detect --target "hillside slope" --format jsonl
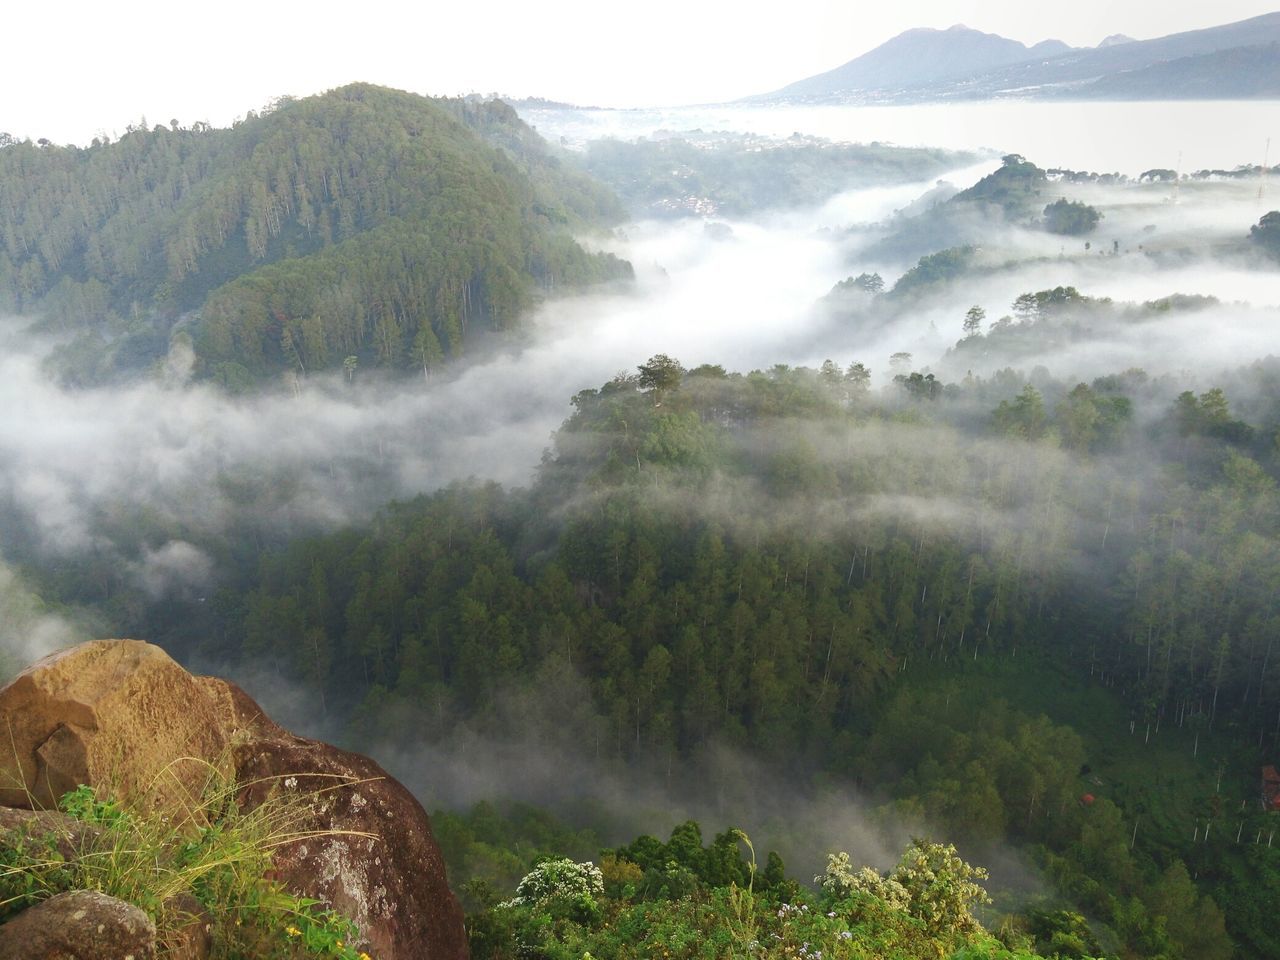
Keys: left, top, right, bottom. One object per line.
{"left": 1072, "top": 42, "right": 1280, "bottom": 99}
{"left": 976, "top": 12, "right": 1280, "bottom": 99}
{"left": 0, "top": 84, "right": 631, "bottom": 386}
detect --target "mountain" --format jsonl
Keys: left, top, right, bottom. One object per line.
{"left": 970, "top": 11, "right": 1280, "bottom": 98}
{"left": 0, "top": 84, "right": 631, "bottom": 387}
{"left": 760, "top": 12, "right": 1280, "bottom": 102}
{"left": 768, "top": 24, "right": 1075, "bottom": 99}
{"left": 1030, "top": 39, "right": 1074, "bottom": 57}
{"left": 1071, "top": 42, "right": 1280, "bottom": 99}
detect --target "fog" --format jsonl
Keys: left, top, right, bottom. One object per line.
{"left": 362, "top": 657, "right": 1050, "bottom": 897}
{"left": 1, "top": 101, "right": 1277, "bottom": 890}
{"left": 371, "top": 657, "right": 907, "bottom": 871}
{"left": 0, "top": 113, "right": 1274, "bottom": 665}
{"left": 525, "top": 100, "right": 1278, "bottom": 174}
{"left": 0, "top": 158, "right": 995, "bottom": 569}
{"left": 0, "top": 561, "right": 83, "bottom": 678}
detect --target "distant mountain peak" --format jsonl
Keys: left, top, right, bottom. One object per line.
{"left": 767, "top": 25, "right": 1052, "bottom": 99}
{"left": 1030, "top": 39, "right": 1074, "bottom": 56}
{"left": 757, "top": 12, "right": 1280, "bottom": 104}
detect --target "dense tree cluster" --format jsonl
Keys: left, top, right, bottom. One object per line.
{"left": 1042, "top": 198, "right": 1103, "bottom": 236}
{"left": 951, "top": 154, "right": 1048, "bottom": 218}
{"left": 943, "top": 287, "right": 1226, "bottom": 375}
{"left": 3, "top": 348, "right": 1276, "bottom": 956}
{"left": 0, "top": 85, "right": 631, "bottom": 384}
{"left": 214, "top": 355, "right": 1279, "bottom": 773}
{"left": 579, "top": 133, "right": 970, "bottom": 218}
{"left": 1250, "top": 211, "right": 1280, "bottom": 257}
{"left": 889, "top": 247, "right": 977, "bottom": 298}
{"left": 870, "top": 155, "right": 1110, "bottom": 261}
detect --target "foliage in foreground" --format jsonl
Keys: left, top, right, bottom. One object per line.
{"left": 0, "top": 783, "right": 370, "bottom": 959}
{"left": 468, "top": 835, "right": 1059, "bottom": 960}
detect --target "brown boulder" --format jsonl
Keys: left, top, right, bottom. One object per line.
{"left": 0, "top": 641, "right": 468, "bottom": 960}
{"left": 0, "top": 640, "right": 232, "bottom": 814}
{"left": 0, "top": 889, "right": 156, "bottom": 960}
{"left": 226, "top": 681, "right": 468, "bottom": 960}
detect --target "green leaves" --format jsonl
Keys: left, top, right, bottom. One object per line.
{"left": 1042, "top": 199, "right": 1102, "bottom": 236}
{"left": 58, "top": 784, "right": 126, "bottom": 826}
{"left": 0, "top": 784, "right": 371, "bottom": 959}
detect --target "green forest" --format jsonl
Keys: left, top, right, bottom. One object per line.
{"left": 579, "top": 133, "right": 972, "bottom": 217}
{"left": 0, "top": 85, "right": 629, "bottom": 386}
{"left": 3, "top": 85, "right": 1280, "bottom": 960}
{"left": 36, "top": 348, "right": 1267, "bottom": 959}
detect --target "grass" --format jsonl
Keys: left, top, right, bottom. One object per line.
{"left": 0, "top": 758, "right": 378, "bottom": 959}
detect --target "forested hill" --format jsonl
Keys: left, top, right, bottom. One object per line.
{"left": 0, "top": 84, "right": 632, "bottom": 387}
{"left": 223, "top": 354, "right": 1280, "bottom": 764}
{"left": 140, "top": 351, "right": 1277, "bottom": 958}
{"left": 9, "top": 339, "right": 1278, "bottom": 954}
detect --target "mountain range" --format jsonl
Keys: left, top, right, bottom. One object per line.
{"left": 758, "top": 12, "right": 1280, "bottom": 102}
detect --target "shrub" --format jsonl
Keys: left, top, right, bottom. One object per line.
{"left": 501, "top": 857, "right": 604, "bottom": 923}
{"left": 0, "top": 777, "right": 372, "bottom": 959}
{"left": 817, "top": 839, "right": 992, "bottom": 936}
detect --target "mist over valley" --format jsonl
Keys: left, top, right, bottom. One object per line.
{"left": 2, "top": 20, "right": 1280, "bottom": 959}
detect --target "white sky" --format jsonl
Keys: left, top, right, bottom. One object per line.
{"left": 5, "top": 1, "right": 1279, "bottom": 144}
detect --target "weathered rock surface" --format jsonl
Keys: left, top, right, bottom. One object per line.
{"left": 0, "top": 806, "right": 101, "bottom": 859}
{"left": 161, "top": 893, "right": 212, "bottom": 960}
{"left": 0, "top": 639, "right": 233, "bottom": 814}
{"left": 225, "top": 681, "right": 469, "bottom": 960}
{"left": 0, "top": 889, "right": 156, "bottom": 960}
{"left": 0, "top": 640, "right": 468, "bottom": 960}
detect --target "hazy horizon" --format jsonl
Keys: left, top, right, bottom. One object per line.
{"left": 6, "top": 2, "right": 1280, "bottom": 145}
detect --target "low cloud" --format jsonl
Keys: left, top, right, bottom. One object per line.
{"left": 0, "top": 561, "right": 83, "bottom": 680}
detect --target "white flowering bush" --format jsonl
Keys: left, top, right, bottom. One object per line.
{"left": 893, "top": 839, "right": 991, "bottom": 934}
{"left": 816, "top": 840, "right": 991, "bottom": 936}
{"left": 501, "top": 857, "right": 604, "bottom": 917}
{"left": 816, "top": 852, "right": 911, "bottom": 911}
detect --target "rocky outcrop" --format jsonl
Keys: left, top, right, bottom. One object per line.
{"left": 0, "top": 640, "right": 233, "bottom": 814}
{"left": 224, "top": 682, "right": 470, "bottom": 960}
{"left": 0, "top": 889, "right": 156, "bottom": 960}
{"left": 0, "top": 640, "right": 468, "bottom": 960}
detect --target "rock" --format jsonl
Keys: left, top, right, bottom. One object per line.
{"left": 160, "top": 894, "right": 211, "bottom": 960}
{"left": 0, "top": 889, "right": 156, "bottom": 960}
{"left": 226, "top": 681, "right": 469, "bottom": 960}
{"left": 0, "top": 641, "right": 468, "bottom": 960}
{"left": 0, "top": 640, "right": 233, "bottom": 814}
{"left": 0, "top": 806, "right": 101, "bottom": 859}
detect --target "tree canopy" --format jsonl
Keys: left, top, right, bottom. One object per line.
{"left": 0, "top": 85, "right": 632, "bottom": 385}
